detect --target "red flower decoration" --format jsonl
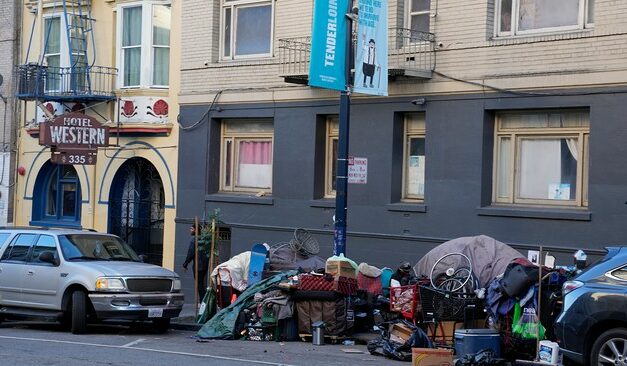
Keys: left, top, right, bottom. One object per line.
{"left": 121, "top": 100, "right": 137, "bottom": 118}
{"left": 152, "top": 99, "right": 168, "bottom": 117}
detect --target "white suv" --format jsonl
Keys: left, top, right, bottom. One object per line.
{"left": 0, "top": 228, "right": 184, "bottom": 334}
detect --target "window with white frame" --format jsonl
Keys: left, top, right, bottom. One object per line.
{"left": 118, "top": 2, "right": 171, "bottom": 88}
{"left": 220, "top": 119, "right": 274, "bottom": 193}
{"left": 221, "top": 0, "right": 274, "bottom": 59}
{"left": 493, "top": 110, "right": 589, "bottom": 207}
{"left": 407, "top": 0, "right": 431, "bottom": 34}
{"left": 325, "top": 116, "right": 339, "bottom": 197}
{"left": 43, "top": 16, "right": 62, "bottom": 91}
{"left": 496, "top": 0, "right": 594, "bottom": 36}
{"left": 402, "top": 113, "right": 426, "bottom": 201}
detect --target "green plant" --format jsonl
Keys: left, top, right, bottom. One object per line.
{"left": 198, "top": 209, "right": 223, "bottom": 257}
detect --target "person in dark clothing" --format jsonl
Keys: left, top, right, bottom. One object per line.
{"left": 391, "top": 262, "right": 417, "bottom": 286}
{"left": 182, "top": 225, "right": 210, "bottom": 301}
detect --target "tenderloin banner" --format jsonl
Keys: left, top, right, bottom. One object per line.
{"left": 39, "top": 112, "right": 110, "bottom": 165}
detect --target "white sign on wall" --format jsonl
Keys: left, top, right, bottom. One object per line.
{"left": 348, "top": 157, "right": 368, "bottom": 184}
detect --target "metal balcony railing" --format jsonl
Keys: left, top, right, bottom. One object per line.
{"left": 15, "top": 64, "right": 117, "bottom": 102}
{"left": 388, "top": 28, "right": 435, "bottom": 78}
{"left": 278, "top": 28, "right": 435, "bottom": 83}
{"left": 278, "top": 36, "right": 311, "bottom": 84}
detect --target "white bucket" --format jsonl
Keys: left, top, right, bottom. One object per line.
{"left": 538, "top": 340, "right": 560, "bottom": 365}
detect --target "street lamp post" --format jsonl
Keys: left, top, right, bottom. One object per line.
{"left": 333, "top": 2, "right": 355, "bottom": 257}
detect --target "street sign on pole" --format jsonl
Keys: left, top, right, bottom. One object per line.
{"left": 347, "top": 157, "right": 368, "bottom": 184}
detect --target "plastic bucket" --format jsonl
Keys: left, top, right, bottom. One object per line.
{"left": 454, "top": 329, "right": 501, "bottom": 357}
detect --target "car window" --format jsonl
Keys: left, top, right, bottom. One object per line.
{"left": 0, "top": 234, "right": 37, "bottom": 262}
{"left": 611, "top": 266, "right": 627, "bottom": 281}
{"left": 59, "top": 234, "right": 140, "bottom": 262}
{"left": 30, "top": 235, "right": 59, "bottom": 264}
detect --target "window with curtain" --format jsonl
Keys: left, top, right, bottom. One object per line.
{"left": 325, "top": 116, "right": 339, "bottom": 197}
{"left": 222, "top": 0, "right": 274, "bottom": 59}
{"left": 221, "top": 119, "right": 274, "bottom": 193}
{"left": 403, "top": 113, "right": 426, "bottom": 200}
{"left": 122, "top": 6, "right": 142, "bottom": 86}
{"left": 152, "top": 4, "right": 170, "bottom": 86}
{"left": 496, "top": 0, "right": 594, "bottom": 36}
{"left": 44, "top": 17, "right": 61, "bottom": 91}
{"left": 119, "top": 2, "right": 171, "bottom": 88}
{"left": 493, "top": 110, "right": 589, "bottom": 207}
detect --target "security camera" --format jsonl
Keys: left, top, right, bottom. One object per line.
{"left": 203, "top": 60, "right": 210, "bottom": 66}
{"left": 411, "top": 98, "right": 426, "bottom": 106}
{"left": 351, "top": 5, "right": 359, "bottom": 14}
{"left": 437, "top": 42, "right": 444, "bottom": 48}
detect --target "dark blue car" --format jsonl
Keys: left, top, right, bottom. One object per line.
{"left": 555, "top": 247, "right": 627, "bottom": 365}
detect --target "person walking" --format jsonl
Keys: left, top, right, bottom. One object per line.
{"left": 182, "top": 225, "right": 209, "bottom": 301}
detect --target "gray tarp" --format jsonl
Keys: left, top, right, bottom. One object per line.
{"left": 413, "top": 235, "right": 524, "bottom": 288}
{"left": 197, "top": 270, "right": 297, "bottom": 339}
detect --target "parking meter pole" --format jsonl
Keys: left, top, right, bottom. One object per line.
{"left": 194, "top": 216, "right": 199, "bottom": 315}
{"left": 333, "top": 1, "right": 354, "bottom": 257}
{"left": 334, "top": 92, "right": 350, "bottom": 257}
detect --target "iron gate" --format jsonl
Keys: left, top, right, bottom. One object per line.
{"left": 108, "top": 158, "right": 165, "bottom": 266}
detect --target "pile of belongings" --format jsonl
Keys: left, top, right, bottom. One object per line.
{"left": 485, "top": 259, "right": 568, "bottom": 359}
{"left": 414, "top": 235, "right": 525, "bottom": 289}
{"left": 367, "top": 320, "right": 433, "bottom": 361}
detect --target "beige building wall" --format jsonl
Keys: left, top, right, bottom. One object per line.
{"left": 180, "top": 0, "right": 627, "bottom": 103}
{"left": 15, "top": 0, "right": 181, "bottom": 270}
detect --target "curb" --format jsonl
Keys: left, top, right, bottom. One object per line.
{"left": 170, "top": 321, "right": 202, "bottom": 331}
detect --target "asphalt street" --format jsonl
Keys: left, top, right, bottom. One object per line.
{"left": 0, "top": 321, "right": 401, "bottom": 366}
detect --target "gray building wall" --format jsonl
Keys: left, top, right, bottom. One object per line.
{"left": 175, "top": 88, "right": 627, "bottom": 298}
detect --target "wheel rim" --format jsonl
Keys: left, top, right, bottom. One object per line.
{"left": 598, "top": 337, "right": 627, "bottom": 366}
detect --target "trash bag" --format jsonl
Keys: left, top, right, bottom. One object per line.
{"left": 367, "top": 321, "right": 432, "bottom": 361}
{"left": 196, "top": 287, "right": 217, "bottom": 324}
{"left": 455, "top": 349, "right": 506, "bottom": 366}
{"left": 512, "top": 298, "right": 545, "bottom": 340}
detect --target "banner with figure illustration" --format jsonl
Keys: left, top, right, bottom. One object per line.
{"left": 354, "top": 0, "right": 388, "bottom": 96}
{"left": 309, "top": 0, "right": 350, "bottom": 91}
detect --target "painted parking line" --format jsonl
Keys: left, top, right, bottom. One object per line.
{"left": 121, "top": 338, "right": 146, "bottom": 348}
{"left": 0, "top": 335, "right": 298, "bottom": 366}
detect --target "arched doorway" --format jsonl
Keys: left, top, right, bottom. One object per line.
{"left": 108, "top": 158, "right": 165, "bottom": 266}
{"left": 31, "top": 161, "right": 82, "bottom": 227}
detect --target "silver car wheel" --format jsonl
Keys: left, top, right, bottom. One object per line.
{"left": 598, "top": 337, "right": 627, "bottom": 366}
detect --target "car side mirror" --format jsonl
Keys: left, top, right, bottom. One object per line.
{"left": 39, "top": 251, "right": 59, "bottom": 266}
{"left": 138, "top": 254, "right": 148, "bottom": 263}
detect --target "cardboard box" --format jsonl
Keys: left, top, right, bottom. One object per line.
{"left": 325, "top": 260, "right": 357, "bottom": 279}
{"left": 412, "top": 348, "right": 454, "bottom": 366}
{"left": 389, "top": 323, "right": 413, "bottom": 344}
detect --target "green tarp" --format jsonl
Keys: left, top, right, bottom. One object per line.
{"left": 196, "top": 270, "right": 297, "bottom": 339}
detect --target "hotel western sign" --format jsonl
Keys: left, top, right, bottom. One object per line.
{"left": 39, "top": 113, "right": 109, "bottom": 165}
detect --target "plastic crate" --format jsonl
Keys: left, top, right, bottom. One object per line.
{"left": 390, "top": 284, "right": 418, "bottom": 319}
{"left": 261, "top": 306, "right": 277, "bottom": 325}
{"left": 418, "top": 286, "right": 483, "bottom": 322}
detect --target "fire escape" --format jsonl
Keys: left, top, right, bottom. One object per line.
{"left": 16, "top": 0, "right": 117, "bottom": 107}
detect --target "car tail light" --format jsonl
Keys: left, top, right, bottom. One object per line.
{"left": 562, "top": 280, "right": 583, "bottom": 295}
